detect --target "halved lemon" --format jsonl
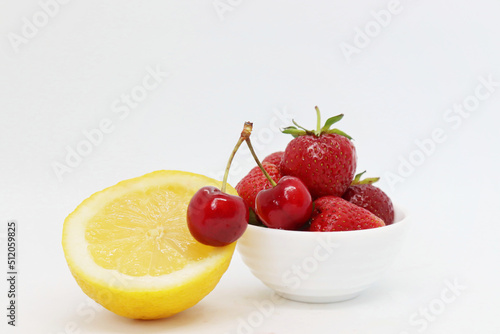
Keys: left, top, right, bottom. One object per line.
{"left": 62, "top": 170, "right": 237, "bottom": 319}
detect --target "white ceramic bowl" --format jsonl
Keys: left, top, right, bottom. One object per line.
{"left": 237, "top": 205, "right": 410, "bottom": 303}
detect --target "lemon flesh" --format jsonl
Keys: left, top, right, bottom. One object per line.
{"left": 62, "top": 170, "right": 237, "bottom": 319}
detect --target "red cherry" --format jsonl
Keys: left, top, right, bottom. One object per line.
{"left": 187, "top": 122, "right": 254, "bottom": 247}
{"left": 255, "top": 176, "right": 313, "bottom": 230}
{"left": 187, "top": 186, "right": 249, "bottom": 247}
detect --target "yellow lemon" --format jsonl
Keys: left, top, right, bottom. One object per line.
{"left": 62, "top": 170, "right": 237, "bottom": 319}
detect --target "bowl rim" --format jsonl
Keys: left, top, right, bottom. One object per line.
{"left": 243, "top": 203, "right": 409, "bottom": 236}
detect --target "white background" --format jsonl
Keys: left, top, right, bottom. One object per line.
{"left": 1, "top": 0, "right": 500, "bottom": 333}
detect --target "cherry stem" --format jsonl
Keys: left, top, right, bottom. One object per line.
{"left": 244, "top": 137, "right": 277, "bottom": 187}
{"left": 221, "top": 122, "right": 253, "bottom": 193}
{"left": 315, "top": 106, "right": 321, "bottom": 134}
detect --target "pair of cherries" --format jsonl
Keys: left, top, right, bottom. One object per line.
{"left": 187, "top": 123, "right": 312, "bottom": 247}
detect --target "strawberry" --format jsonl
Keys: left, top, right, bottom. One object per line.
{"left": 309, "top": 196, "right": 385, "bottom": 231}
{"left": 262, "top": 151, "right": 284, "bottom": 166}
{"left": 342, "top": 171, "right": 395, "bottom": 225}
{"left": 235, "top": 162, "right": 282, "bottom": 211}
{"left": 280, "top": 107, "right": 357, "bottom": 198}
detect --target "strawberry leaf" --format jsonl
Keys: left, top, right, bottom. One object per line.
{"left": 320, "top": 114, "right": 344, "bottom": 132}
{"left": 351, "top": 171, "right": 380, "bottom": 185}
{"left": 248, "top": 208, "right": 267, "bottom": 227}
{"left": 357, "top": 177, "right": 380, "bottom": 185}
{"left": 353, "top": 171, "right": 366, "bottom": 183}
{"left": 292, "top": 119, "right": 309, "bottom": 132}
{"left": 325, "top": 128, "right": 352, "bottom": 140}
{"left": 281, "top": 126, "right": 306, "bottom": 138}
{"left": 281, "top": 107, "right": 352, "bottom": 139}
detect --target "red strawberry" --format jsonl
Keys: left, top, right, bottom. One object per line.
{"left": 262, "top": 151, "right": 284, "bottom": 166}
{"left": 342, "top": 172, "right": 395, "bottom": 225}
{"left": 280, "top": 107, "right": 357, "bottom": 198}
{"left": 309, "top": 196, "right": 385, "bottom": 232}
{"left": 235, "top": 162, "right": 282, "bottom": 211}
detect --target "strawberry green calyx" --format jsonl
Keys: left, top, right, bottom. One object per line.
{"left": 221, "top": 122, "right": 253, "bottom": 193}
{"left": 351, "top": 171, "right": 380, "bottom": 185}
{"left": 281, "top": 106, "right": 353, "bottom": 139}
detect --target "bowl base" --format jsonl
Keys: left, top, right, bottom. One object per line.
{"left": 275, "top": 291, "right": 360, "bottom": 304}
